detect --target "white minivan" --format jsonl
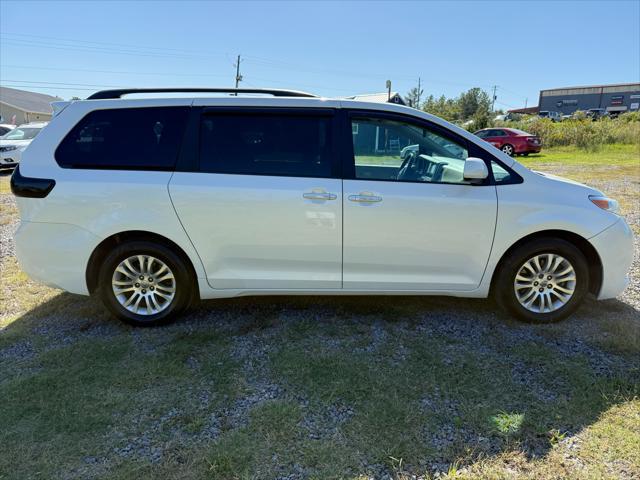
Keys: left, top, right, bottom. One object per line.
{"left": 11, "top": 88, "right": 633, "bottom": 326}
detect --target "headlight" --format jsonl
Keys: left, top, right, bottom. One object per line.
{"left": 0, "top": 145, "right": 17, "bottom": 152}
{"left": 589, "top": 195, "right": 619, "bottom": 214}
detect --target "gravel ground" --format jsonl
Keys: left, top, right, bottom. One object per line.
{"left": 1, "top": 167, "right": 638, "bottom": 479}
{"left": 0, "top": 184, "right": 18, "bottom": 259}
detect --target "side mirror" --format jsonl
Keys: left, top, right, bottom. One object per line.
{"left": 463, "top": 157, "right": 489, "bottom": 181}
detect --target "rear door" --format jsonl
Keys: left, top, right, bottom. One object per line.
{"left": 485, "top": 129, "right": 507, "bottom": 149}
{"left": 169, "top": 105, "right": 342, "bottom": 290}
{"left": 342, "top": 111, "right": 497, "bottom": 291}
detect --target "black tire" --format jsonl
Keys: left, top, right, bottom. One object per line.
{"left": 97, "top": 241, "right": 193, "bottom": 326}
{"left": 493, "top": 238, "right": 589, "bottom": 323}
{"left": 501, "top": 144, "right": 515, "bottom": 156}
{"left": 521, "top": 153, "right": 529, "bottom": 157}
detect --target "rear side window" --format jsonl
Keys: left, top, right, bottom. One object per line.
{"left": 199, "top": 113, "right": 333, "bottom": 178}
{"left": 56, "top": 107, "right": 189, "bottom": 170}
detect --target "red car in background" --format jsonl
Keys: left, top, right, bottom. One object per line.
{"left": 474, "top": 128, "right": 542, "bottom": 156}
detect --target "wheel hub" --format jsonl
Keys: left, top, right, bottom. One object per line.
{"left": 111, "top": 255, "right": 176, "bottom": 316}
{"left": 513, "top": 253, "right": 576, "bottom": 314}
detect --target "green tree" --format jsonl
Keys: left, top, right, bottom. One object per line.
{"left": 404, "top": 86, "right": 424, "bottom": 109}
{"left": 422, "top": 87, "right": 493, "bottom": 125}
{"left": 458, "top": 87, "right": 492, "bottom": 120}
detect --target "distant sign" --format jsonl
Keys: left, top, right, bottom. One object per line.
{"left": 610, "top": 95, "right": 624, "bottom": 105}
{"left": 556, "top": 99, "right": 578, "bottom": 107}
{"left": 631, "top": 102, "right": 639, "bottom": 111}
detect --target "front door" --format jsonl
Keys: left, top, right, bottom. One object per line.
{"left": 343, "top": 113, "right": 497, "bottom": 291}
{"left": 170, "top": 108, "right": 342, "bottom": 290}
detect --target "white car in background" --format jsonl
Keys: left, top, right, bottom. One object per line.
{"left": 0, "top": 122, "right": 48, "bottom": 169}
{"left": 0, "top": 124, "right": 16, "bottom": 137}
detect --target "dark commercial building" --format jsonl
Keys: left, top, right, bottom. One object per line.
{"left": 538, "top": 83, "right": 640, "bottom": 115}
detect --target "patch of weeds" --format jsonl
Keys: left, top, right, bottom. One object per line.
{"left": 491, "top": 411, "right": 525, "bottom": 437}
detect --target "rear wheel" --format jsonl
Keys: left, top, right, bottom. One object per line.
{"left": 494, "top": 238, "right": 589, "bottom": 323}
{"left": 501, "top": 144, "right": 515, "bottom": 156}
{"left": 98, "top": 241, "right": 192, "bottom": 326}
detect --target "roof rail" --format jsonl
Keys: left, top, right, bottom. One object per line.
{"left": 86, "top": 87, "right": 318, "bottom": 100}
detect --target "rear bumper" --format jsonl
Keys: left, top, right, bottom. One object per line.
{"left": 589, "top": 218, "right": 634, "bottom": 299}
{"left": 14, "top": 221, "right": 100, "bottom": 295}
{"left": 516, "top": 144, "right": 542, "bottom": 154}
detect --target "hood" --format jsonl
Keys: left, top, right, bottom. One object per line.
{"left": 534, "top": 170, "right": 603, "bottom": 195}
{"left": 0, "top": 139, "right": 32, "bottom": 148}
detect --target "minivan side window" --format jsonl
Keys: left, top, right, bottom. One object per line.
{"left": 199, "top": 113, "right": 333, "bottom": 178}
{"left": 56, "top": 107, "right": 189, "bottom": 170}
{"left": 350, "top": 117, "right": 471, "bottom": 184}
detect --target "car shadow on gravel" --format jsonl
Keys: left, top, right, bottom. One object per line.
{"left": 1, "top": 291, "right": 638, "bottom": 477}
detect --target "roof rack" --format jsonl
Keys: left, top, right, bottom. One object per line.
{"left": 87, "top": 87, "right": 318, "bottom": 100}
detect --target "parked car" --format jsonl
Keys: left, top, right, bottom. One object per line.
{"left": 0, "top": 124, "right": 16, "bottom": 137}
{"left": 586, "top": 108, "right": 610, "bottom": 120}
{"left": 474, "top": 128, "right": 542, "bottom": 156}
{"left": 11, "top": 87, "right": 633, "bottom": 326}
{"left": 538, "top": 111, "right": 562, "bottom": 122}
{"left": 0, "top": 122, "right": 47, "bottom": 169}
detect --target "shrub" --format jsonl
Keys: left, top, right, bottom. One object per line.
{"left": 493, "top": 115, "right": 640, "bottom": 150}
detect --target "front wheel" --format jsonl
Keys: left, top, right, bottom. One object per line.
{"left": 493, "top": 238, "right": 589, "bottom": 323}
{"left": 98, "top": 241, "right": 192, "bottom": 326}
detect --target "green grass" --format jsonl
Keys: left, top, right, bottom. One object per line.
{"left": 0, "top": 144, "right": 638, "bottom": 479}
{"left": 518, "top": 143, "right": 640, "bottom": 167}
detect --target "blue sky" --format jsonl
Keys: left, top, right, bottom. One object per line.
{"left": 1, "top": 0, "right": 639, "bottom": 109}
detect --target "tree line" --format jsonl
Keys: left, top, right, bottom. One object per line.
{"left": 405, "top": 87, "right": 494, "bottom": 129}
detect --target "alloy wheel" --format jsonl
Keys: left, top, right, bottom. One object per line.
{"left": 111, "top": 255, "right": 176, "bottom": 315}
{"left": 513, "top": 253, "right": 576, "bottom": 314}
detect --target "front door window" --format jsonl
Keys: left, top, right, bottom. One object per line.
{"left": 351, "top": 117, "right": 470, "bottom": 184}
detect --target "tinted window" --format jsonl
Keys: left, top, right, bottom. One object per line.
{"left": 199, "top": 113, "right": 333, "bottom": 177}
{"left": 56, "top": 107, "right": 189, "bottom": 169}
{"left": 351, "top": 117, "right": 471, "bottom": 184}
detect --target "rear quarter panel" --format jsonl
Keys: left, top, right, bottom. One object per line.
{"left": 15, "top": 98, "right": 207, "bottom": 283}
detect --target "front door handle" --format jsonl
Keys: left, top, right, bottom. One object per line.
{"left": 348, "top": 193, "right": 383, "bottom": 203}
{"left": 303, "top": 191, "right": 337, "bottom": 201}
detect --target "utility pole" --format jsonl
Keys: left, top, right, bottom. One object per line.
{"left": 491, "top": 85, "right": 497, "bottom": 111}
{"left": 524, "top": 97, "right": 528, "bottom": 109}
{"left": 386, "top": 80, "right": 391, "bottom": 101}
{"left": 417, "top": 77, "right": 422, "bottom": 108}
{"left": 234, "top": 55, "right": 243, "bottom": 95}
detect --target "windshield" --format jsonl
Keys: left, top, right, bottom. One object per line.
{"left": 539, "top": 111, "right": 549, "bottom": 117}
{"left": 2, "top": 127, "right": 42, "bottom": 140}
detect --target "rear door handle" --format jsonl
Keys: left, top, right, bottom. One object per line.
{"left": 303, "top": 192, "right": 337, "bottom": 201}
{"left": 348, "top": 193, "right": 383, "bottom": 203}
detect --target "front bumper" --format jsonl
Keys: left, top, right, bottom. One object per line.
{"left": 589, "top": 217, "right": 635, "bottom": 299}
{"left": 0, "top": 149, "right": 22, "bottom": 167}
{"left": 14, "top": 221, "right": 101, "bottom": 295}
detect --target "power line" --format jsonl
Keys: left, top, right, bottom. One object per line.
{"left": 2, "top": 79, "right": 126, "bottom": 88}
{"left": 0, "top": 64, "right": 230, "bottom": 78}
{"left": 0, "top": 32, "right": 216, "bottom": 56}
